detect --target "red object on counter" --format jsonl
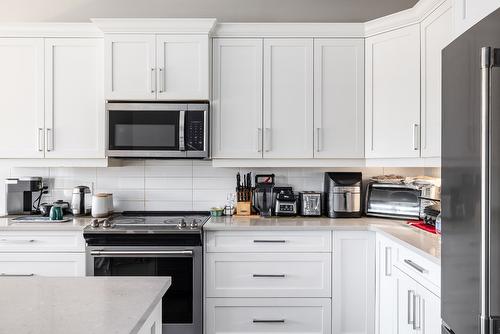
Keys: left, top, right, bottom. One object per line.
{"left": 407, "top": 220, "right": 437, "bottom": 234}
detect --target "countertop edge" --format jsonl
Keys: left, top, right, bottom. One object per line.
{"left": 130, "top": 277, "right": 171, "bottom": 334}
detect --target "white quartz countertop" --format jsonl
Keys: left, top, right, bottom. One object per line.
{"left": 204, "top": 216, "right": 441, "bottom": 264}
{"left": 0, "top": 276, "right": 170, "bottom": 334}
{"left": 0, "top": 216, "right": 95, "bottom": 231}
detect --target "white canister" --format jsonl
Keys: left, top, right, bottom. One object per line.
{"left": 106, "top": 193, "right": 114, "bottom": 214}
{"left": 92, "top": 193, "right": 109, "bottom": 218}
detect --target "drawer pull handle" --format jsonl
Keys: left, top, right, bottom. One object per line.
{"left": 253, "top": 319, "right": 285, "bottom": 324}
{"left": 252, "top": 274, "right": 286, "bottom": 278}
{"left": 0, "top": 239, "right": 36, "bottom": 243}
{"left": 1, "top": 273, "right": 35, "bottom": 277}
{"left": 404, "top": 259, "right": 428, "bottom": 274}
{"left": 253, "top": 240, "right": 286, "bottom": 243}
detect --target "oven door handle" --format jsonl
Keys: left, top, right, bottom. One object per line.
{"left": 90, "top": 250, "right": 193, "bottom": 257}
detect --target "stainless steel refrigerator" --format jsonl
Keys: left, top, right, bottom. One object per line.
{"left": 442, "top": 8, "right": 500, "bottom": 334}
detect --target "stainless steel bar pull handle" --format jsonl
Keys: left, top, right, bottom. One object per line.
{"left": 253, "top": 240, "right": 286, "bottom": 243}
{"left": 316, "top": 128, "right": 321, "bottom": 152}
{"left": 179, "top": 110, "right": 185, "bottom": 151}
{"left": 37, "top": 128, "right": 44, "bottom": 152}
{"left": 151, "top": 67, "right": 156, "bottom": 93}
{"left": 408, "top": 290, "right": 415, "bottom": 325}
{"left": 252, "top": 274, "right": 286, "bottom": 278}
{"left": 412, "top": 123, "right": 420, "bottom": 150}
{"left": 257, "top": 128, "right": 262, "bottom": 153}
{"left": 90, "top": 250, "right": 193, "bottom": 256}
{"left": 265, "top": 128, "right": 271, "bottom": 152}
{"left": 0, "top": 273, "right": 34, "bottom": 277}
{"left": 46, "top": 128, "right": 53, "bottom": 151}
{"left": 404, "top": 259, "right": 428, "bottom": 274}
{"left": 413, "top": 294, "right": 421, "bottom": 330}
{"left": 0, "top": 239, "right": 35, "bottom": 243}
{"left": 253, "top": 319, "right": 285, "bottom": 324}
{"left": 480, "top": 46, "right": 500, "bottom": 334}
{"left": 385, "top": 246, "right": 392, "bottom": 276}
{"left": 159, "top": 67, "right": 164, "bottom": 93}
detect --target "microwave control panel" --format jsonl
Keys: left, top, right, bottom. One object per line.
{"left": 185, "top": 110, "right": 205, "bottom": 151}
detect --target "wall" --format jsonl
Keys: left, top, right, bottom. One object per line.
{"left": 0, "top": 0, "right": 418, "bottom": 22}
{"left": 0, "top": 160, "right": 435, "bottom": 215}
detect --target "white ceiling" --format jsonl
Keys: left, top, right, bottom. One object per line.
{"left": 0, "top": 0, "right": 419, "bottom": 23}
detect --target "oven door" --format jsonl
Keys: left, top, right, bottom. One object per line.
{"left": 86, "top": 246, "right": 202, "bottom": 334}
{"left": 107, "top": 102, "right": 187, "bottom": 158}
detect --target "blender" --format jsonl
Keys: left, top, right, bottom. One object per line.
{"left": 253, "top": 174, "right": 275, "bottom": 217}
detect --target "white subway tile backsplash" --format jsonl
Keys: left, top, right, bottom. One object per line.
{"left": 0, "top": 162, "right": 435, "bottom": 215}
{"left": 145, "top": 189, "right": 192, "bottom": 202}
{"left": 145, "top": 178, "right": 192, "bottom": 189}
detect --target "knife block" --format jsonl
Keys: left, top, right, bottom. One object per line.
{"left": 236, "top": 201, "right": 252, "bottom": 216}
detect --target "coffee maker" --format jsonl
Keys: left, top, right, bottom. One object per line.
{"left": 5, "top": 177, "right": 45, "bottom": 215}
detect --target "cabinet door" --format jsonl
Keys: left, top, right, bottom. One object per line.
{"left": 365, "top": 24, "right": 421, "bottom": 158}
{"left": 416, "top": 285, "right": 441, "bottom": 334}
{"left": 0, "top": 252, "right": 85, "bottom": 277}
{"left": 0, "top": 38, "right": 44, "bottom": 158}
{"left": 314, "top": 39, "right": 364, "bottom": 158}
{"left": 377, "top": 236, "right": 397, "bottom": 334}
{"left": 263, "top": 39, "right": 313, "bottom": 158}
{"left": 104, "top": 34, "right": 156, "bottom": 100}
{"left": 212, "top": 38, "right": 263, "bottom": 158}
{"left": 156, "top": 35, "right": 209, "bottom": 100}
{"left": 395, "top": 268, "right": 417, "bottom": 334}
{"left": 420, "top": 1, "right": 453, "bottom": 158}
{"left": 44, "top": 38, "right": 105, "bottom": 158}
{"left": 332, "top": 231, "right": 375, "bottom": 334}
{"left": 454, "top": 0, "right": 500, "bottom": 37}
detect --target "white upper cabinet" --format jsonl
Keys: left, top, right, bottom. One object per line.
{"left": 314, "top": 39, "right": 364, "bottom": 158}
{"left": 104, "top": 34, "right": 156, "bottom": 100}
{"left": 365, "top": 24, "right": 421, "bottom": 159}
{"left": 421, "top": 1, "right": 453, "bottom": 158}
{"left": 453, "top": 0, "right": 500, "bottom": 37}
{"left": 156, "top": 35, "right": 209, "bottom": 100}
{"left": 212, "top": 38, "right": 263, "bottom": 158}
{"left": 44, "top": 38, "right": 105, "bottom": 159}
{"left": 263, "top": 38, "right": 314, "bottom": 159}
{"left": 0, "top": 38, "right": 44, "bottom": 158}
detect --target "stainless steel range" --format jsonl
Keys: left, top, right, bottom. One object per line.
{"left": 84, "top": 211, "right": 209, "bottom": 334}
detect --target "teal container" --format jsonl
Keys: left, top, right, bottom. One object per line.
{"left": 49, "top": 206, "right": 63, "bottom": 221}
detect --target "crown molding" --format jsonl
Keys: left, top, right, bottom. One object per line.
{"left": 91, "top": 18, "right": 217, "bottom": 34}
{"left": 364, "top": 0, "right": 447, "bottom": 37}
{"left": 212, "top": 22, "right": 365, "bottom": 38}
{"left": 0, "top": 23, "right": 102, "bottom": 37}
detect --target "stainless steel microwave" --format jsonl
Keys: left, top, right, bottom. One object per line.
{"left": 106, "top": 102, "right": 209, "bottom": 158}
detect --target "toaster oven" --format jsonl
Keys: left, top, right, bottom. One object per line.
{"left": 365, "top": 183, "right": 421, "bottom": 220}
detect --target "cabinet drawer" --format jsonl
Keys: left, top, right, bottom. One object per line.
{"left": 0, "top": 231, "right": 85, "bottom": 252}
{"left": 206, "top": 253, "right": 331, "bottom": 297}
{"left": 205, "top": 231, "right": 331, "bottom": 253}
{"left": 205, "top": 298, "right": 331, "bottom": 334}
{"left": 0, "top": 252, "right": 85, "bottom": 277}
{"left": 395, "top": 244, "right": 440, "bottom": 293}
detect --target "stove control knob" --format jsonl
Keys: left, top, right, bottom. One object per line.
{"left": 178, "top": 219, "right": 187, "bottom": 229}
{"left": 190, "top": 221, "right": 198, "bottom": 228}
{"left": 101, "top": 219, "right": 113, "bottom": 229}
{"left": 90, "top": 219, "right": 100, "bottom": 228}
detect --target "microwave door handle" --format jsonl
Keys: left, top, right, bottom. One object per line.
{"left": 179, "top": 110, "right": 185, "bottom": 151}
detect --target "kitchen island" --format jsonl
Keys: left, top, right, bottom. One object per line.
{"left": 0, "top": 276, "right": 170, "bottom": 334}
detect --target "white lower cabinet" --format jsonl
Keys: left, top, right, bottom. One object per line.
{"left": 376, "top": 235, "right": 397, "bottom": 334}
{"left": 332, "top": 231, "right": 376, "bottom": 334}
{"left": 395, "top": 267, "right": 440, "bottom": 334}
{"left": 205, "top": 298, "right": 331, "bottom": 334}
{"left": 205, "top": 252, "right": 331, "bottom": 298}
{"left": 0, "top": 252, "right": 85, "bottom": 277}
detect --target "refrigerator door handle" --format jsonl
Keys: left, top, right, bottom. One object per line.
{"left": 479, "top": 46, "right": 500, "bottom": 334}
